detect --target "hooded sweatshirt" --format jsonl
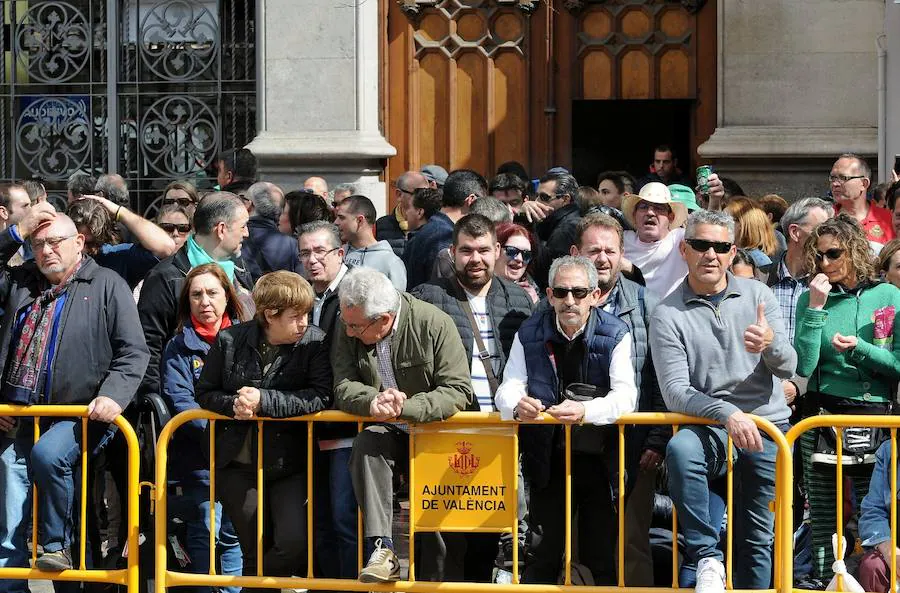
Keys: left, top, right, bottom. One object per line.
{"left": 344, "top": 240, "right": 408, "bottom": 291}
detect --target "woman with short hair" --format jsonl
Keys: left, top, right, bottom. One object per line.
{"left": 196, "top": 271, "right": 332, "bottom": 590}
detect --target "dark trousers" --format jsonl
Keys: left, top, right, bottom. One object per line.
{"left": 216, "top": 466, "right": 307, "bottom": 593}
{"left": 524, "top": 451, "right": 616, "bottom": 585}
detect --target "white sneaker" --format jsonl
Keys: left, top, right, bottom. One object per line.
{"left": 695, "top": 557, "right": 726, "bottom": 593}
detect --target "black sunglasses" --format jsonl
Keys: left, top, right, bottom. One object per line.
{"left": 551, "top": 286, "right": 592, "bottom": 300}
{"left": 161, "top": 197, "right": 195, "bottom": 208}
{"left": 815, "top": 248, "right": 845, "bottom": 262}
{"left": 159, "top": 222, "right": 191, "bottom": 234}
{"left": 685, "top": 239, "right": 733, "bottom": 254}
{"left": 503, "top": 245, "right": 532, "bottom": 264}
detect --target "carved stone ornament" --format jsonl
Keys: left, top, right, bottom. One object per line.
{"left": 399, "top": 0, "right": 540, "bottom": 20}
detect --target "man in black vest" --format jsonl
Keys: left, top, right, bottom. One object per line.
{"left": 411, "top": 214, "right": 533, "bottom": 581}
{"left": 495, "top": 255, "right": 637, "bottom": 584}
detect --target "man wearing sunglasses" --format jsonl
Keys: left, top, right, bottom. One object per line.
{"left": 496, "top": 255, "right": 636, "bottom": 585}
{"left": 830, "top": 153, "right": 893, "bottom": 244}
{"left": 649, "top": 210, "right": 796, "bottom": 593}
{"left": 571, "top": 212, "right": 669, "bottom": 586}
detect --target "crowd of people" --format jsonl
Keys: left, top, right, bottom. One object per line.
{"left": 0, "top": 145, "right": 899, "bottom": 593}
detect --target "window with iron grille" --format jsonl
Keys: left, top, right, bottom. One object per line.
{"left": 0, "top": 0, "right": 256, "bottom": 215}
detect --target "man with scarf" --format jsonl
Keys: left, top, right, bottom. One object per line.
{"left": 495, "top": 255, "right": 637, "bottom": 585}
{"left": 0, "top": 207, "right": 149, "bottom": 576}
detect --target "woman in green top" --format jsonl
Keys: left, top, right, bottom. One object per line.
{"left": 794, "top": 215, "right": 900, "bottom": 583}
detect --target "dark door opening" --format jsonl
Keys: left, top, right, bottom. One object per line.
{"left": 572, "top": 100, "right": 694, "bottom": 190}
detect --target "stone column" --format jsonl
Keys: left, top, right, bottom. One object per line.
{"left": 698, "top": 0, "right": 882, "bottom": 199}
{"left": 246, "top": 0, "right": 396, "bottom": 215}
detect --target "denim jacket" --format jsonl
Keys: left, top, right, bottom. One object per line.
{"left": 860, "top": 441, "right": 899, "bottom": 547}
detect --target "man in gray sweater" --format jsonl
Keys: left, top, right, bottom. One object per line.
{"left": 649, "top": 210, "right": 796, "bottom": 593}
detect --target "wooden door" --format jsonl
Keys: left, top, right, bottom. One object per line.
{"left": 383, "top": 0, "right": 716, "bottom": 200}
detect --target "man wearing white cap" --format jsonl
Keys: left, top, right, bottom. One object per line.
{"left": 622, "top": 182, "right": 690, "bottom": 297}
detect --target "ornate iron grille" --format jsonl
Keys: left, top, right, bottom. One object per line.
{"left": 0, "top": 0, "right": 256, "bottom": 215}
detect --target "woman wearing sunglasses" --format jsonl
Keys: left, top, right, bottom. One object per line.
{"left": 156, "top": 203, "right": 192, "bottom": 250}
{"left": 794, "top": 214, "right": 900, "bottom": 585}
{"left": 496, "top": 222, "right": 540, "bottom": 303}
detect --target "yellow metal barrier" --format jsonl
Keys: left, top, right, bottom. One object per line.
{"left": 787, "top": 415, "right": 900, "bottom": 593}
{"left": 0, "top": 404, "right": 140, "bottom": 591}
{"left": 155, "top": 409, "right": 794, "bottom": 593}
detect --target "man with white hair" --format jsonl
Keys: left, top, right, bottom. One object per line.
{"left": 332, "top": 267, "right": 473, "bottom": 583}
{"left": 242, "top": 181, "right": 299, "bottom": 282}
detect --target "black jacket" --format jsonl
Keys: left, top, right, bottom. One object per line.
{"left": 196, "top": 321, "right": 332, "bottom": 477}
{"left": 0, "top": 230, "right": 149, "bottom": 409}
{"left": 243, "top": 217, "right": 301, "bottom": 283}
{"left": 137, "top": 243, "right": 254, "bottom": 396}
{"left": 375, "top": 211, "right": 406, "bottom": 258}
{"left": 410, "top": 276, "right": 534, "bottom": 407}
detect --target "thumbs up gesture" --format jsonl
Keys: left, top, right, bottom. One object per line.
{"left": 744, "top": 302, "right": 775, "bottom": 354}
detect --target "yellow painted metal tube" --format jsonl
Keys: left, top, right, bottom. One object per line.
{"left": 357, "top": 419, "right": 364, "bottom": 572}
{"left": 256, "top": 419, "right": 264, "bottom": 577}
{"left": 408, "top": 429, "right": 415, "bottom": 582}
{"left": 726, "top": 434, "right": 733, "bottom": 590}
{"left": 307, "top": 420, "right": 314, "bottom": 578}
{"left": 208, "top": 419, "right": 216, "bottom": 575}
{"left": 564, "top": 424, "right": 572, "bottom": 585}
{"left": 617, "top": 423, "right": 625, "bottom": 588}
{"left": 32, "top": 419, "right": 40, "bottom": 567}
{"left": 512, "top": 423, "right": 519, "bottom": 584}
{"left": 671, "top": 424, "right": 679, "bottom": 589}
{"left": 891, "top": 429, "right": 897, "bottom": 593}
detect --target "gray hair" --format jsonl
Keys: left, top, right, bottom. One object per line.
{"left": 470, "top": 196, "right": 513, "bottom": 224}
{"left": 332, "top": 183, "right": 357, "bottom": 196}
{"left": 246, "top": 181, "right": 282, "bottom": 221}
{"left": 837, "top": 153, "right": 872, "bottom": 179}
{"left": 95, "top": 174, "right": 129, "bottom": 206}
{"left": 297, "top": 221, "right": 341, "bottom": 249}
{"left": 338, "top": 267, "right": 401, "bottom": 319}
{"left": 548, "top": 255, "right": 599, "bottom": 290}
{"left": 685, "top": 209, "right": 735, "bottom": 242}
{"left": 780, "top": 197, "right": 834, "bottom": 240}
{"left": 192, "top": 191, "right": 245, "bottom": 235}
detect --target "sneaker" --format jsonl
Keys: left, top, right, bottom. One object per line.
{"left": 695, "top": 557, "right": 725, "bottom": 593}
{"left": 35, "top": 549, "right": 73, "bottom": 571}
{"left": 359, "top": 538, "right": 400, "bottom": 583}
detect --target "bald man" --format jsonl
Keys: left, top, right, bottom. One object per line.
{"left": 375, "top": 171, "right": 430, "bottom": 258}
{"left": 0, "top": 206, "right": 148, "bottom": 572}
{"left": 303, "top": 176, "right": 329, "bottom": 199}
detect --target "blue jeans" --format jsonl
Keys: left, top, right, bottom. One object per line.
{"left": 666, "top": 424, "right": 780, "bottom": 589}
{"left": 313, "top": 447, "right": 358, "bottom": 578}
{"left": 678, "top": 481, "right": 727, "bottom": 587}
{"left": 0, "top": 436, "right": 31, "bottom": 593}
{"left": 168, "top": 484, "right": 242, "bottom": 593}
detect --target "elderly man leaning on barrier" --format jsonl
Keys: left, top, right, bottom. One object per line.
{"left": 495, "top": 255, "right": 637, "bottom": 585}
{"left": 332, "top": 267, "right": 474, "bottom": 583}
{"left": 649, "top": 209, "right": 796, "bottom": 593}
{"left": 0, "top": 204, "right": 149, "bottom": 579}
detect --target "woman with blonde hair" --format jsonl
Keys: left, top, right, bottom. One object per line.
{"left": 725, "top": 202, "right": 779, "bottom": 271}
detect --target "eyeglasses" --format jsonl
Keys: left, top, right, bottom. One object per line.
{"left": 815, "top": 248, "right": 845, "bottom": 262}
{"left": 396, "top": 186, "right": 415, "bottom": 196}
{"left": 635, "top": 201, "right": 672, "bottom": 214}
{"left": 503, "top": 245, "right": 532, "bottom": 264}
{"left": 159, "top": 222, "right": 191, "bottom": 234}
{"left": 161, "top": 197, "right": 195, "bottom": 208}
{"left": 32, "top": 234, "right": 75, "bottom": 251}
{"left": 299, "top": 247, "right": 340, "bottom": 261}
{"left": 685, "top": 239, "right": 733, "bottom": 254}
{"left": 829, "top": 174, "right": 866, "bottom": 184}
{"left": 551, "top": 286, "right": 592, "bottom": 300}
{"left": 537, "top": 192, "right": 567, "bottom": 203}
{"left": 345, "top": 317, "right": 379, "bottom": 335}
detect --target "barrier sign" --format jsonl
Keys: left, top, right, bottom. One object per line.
{"left": 411, "top": 426, "right": 516, "bottom": 532}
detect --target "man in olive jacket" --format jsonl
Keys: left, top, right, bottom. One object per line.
{"left": 332, "top": 267, "right": 473, "bottom": 583}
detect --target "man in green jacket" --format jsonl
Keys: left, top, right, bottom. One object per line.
{"left": 332, "top": 267, "right": 474, "bottom": 583}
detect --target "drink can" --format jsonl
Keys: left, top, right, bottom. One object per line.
{"left": 696, "top": 165, "right": 713, "bottom": 195}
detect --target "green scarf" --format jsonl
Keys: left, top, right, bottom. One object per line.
{"left": 186, "top": 235, "right": 235, "bottom": 282}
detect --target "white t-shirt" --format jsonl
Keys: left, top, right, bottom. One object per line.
{"left": 467, "top": 294, "right": 500, "bottom": 412}
{"left": 623, "top": 227, "right": 688, "bottom": 298}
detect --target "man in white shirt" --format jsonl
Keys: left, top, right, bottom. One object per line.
{"left": 622, "top": 174, "right": 726, "bottom": 297}
{"left": 495, "top": 255, "right": 637, "bottom": 585}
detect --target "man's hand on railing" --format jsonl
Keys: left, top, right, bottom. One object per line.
{"left": 725, "top": 410, "right": 763, "bottom": 452}
{"left": 87, "top": 396, "right": 123, "bottom": 423}
{"left": 514, "top": 396, "right": 544, "bottom": 421}
{"left": 369, "top": 389, "right": 406, "bottom": 420}
{"left": 545, "top": 400, "right": 585, "bottom": 424}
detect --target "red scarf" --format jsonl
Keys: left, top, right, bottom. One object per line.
{"left": 192, "top": 313, "right": 232, "bottom": 344}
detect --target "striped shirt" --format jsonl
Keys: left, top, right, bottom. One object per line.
{"left": 467, "top": 294, "right": 500, "bottom": 411}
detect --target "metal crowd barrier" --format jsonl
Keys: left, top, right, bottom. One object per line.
{"left": 154, "top": 410, "right": 795, "bottom": 593}
{"left": 0, "top": 404, "right": 141, "bottom": 591}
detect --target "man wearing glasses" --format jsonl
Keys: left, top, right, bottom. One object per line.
{"left": 495, "top": 255, "right": 637, "bottom": 585}
{"left": 332, "top": 267, "right": 473, "bottom": 583}
{"left": 649, "top": 210, "right": 796, "bottom": 593}
{"left": 0, "top": 205, "right": 148, "bottom": 573}
{"left": 375, "top": 171, "right": 430, "bottom": 258}
{"left": 830, "top": 153, "right": 893, "bottom": 244}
